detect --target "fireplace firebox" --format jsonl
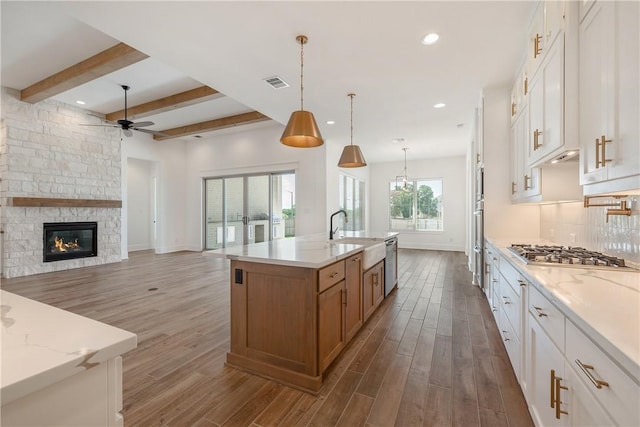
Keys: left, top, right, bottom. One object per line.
{"left": 43, "top": 222, "right": 98, "bottom": 263}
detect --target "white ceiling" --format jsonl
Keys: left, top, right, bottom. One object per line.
{"left": 1, "top": 1, "right": 534, "bottom": 163}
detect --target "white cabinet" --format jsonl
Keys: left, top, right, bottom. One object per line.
{"left": 526, "top": 310, "right": 566, "bottom": 427}
{"left": 511, "top": 105, "right": 542, "bottom": 202}
{"left": 579, "top": 0, "right": 640, "bottom": 194}
{"left": 563, "top": 360, "right": 615, "bottom": 427}
{"left": 527, "top": 35, "right": 565, "bottom": 166}
{"left": 526, "top": 1, "right": 566, "bottom": 80}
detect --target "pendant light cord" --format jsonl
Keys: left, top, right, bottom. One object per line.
{"left": 299, "top": 37, "right": 304, "bottom": 111}
{"left": 349, "top": 93, "right": 355, "bottom": 146}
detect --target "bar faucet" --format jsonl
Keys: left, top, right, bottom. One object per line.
{"left": 329, "top": 209, "right": 348, "bottom": 240}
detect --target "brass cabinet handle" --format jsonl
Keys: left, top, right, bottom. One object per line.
{"left": 502, "top": 295, "right": 511, "bottom": 305}
{"left": 524, "top": 174, "right": 531, "bottom": 190}
{"left": 601, "top": 135, "right": 611, "bottom": 167}
{"left": 342, "top": 289, "right": 347, "bottom": 306}
{"left": 511, "top": 102, "right": 516, "bottom": 117}
{"left": 352, "top": 257, "right": 360, "bottom": 262}
{"left": 330, "top": 272, "right": 339, "bottom": 278}
{"left": 511, "top": 181, "right": 517, "bottom": 195}
{"left": 534, "top": 33, "right": 542, "bottom": 58}
{"left": 517, "top": 279, "right": 527, "bottom": 287}
{"left": 476, "top": 153, "right": 481, "bottom": 163}
{"left": 533, "top": 306, "right": 547, "bottom": 317}
{"left": 485, "top": 263, "right": 490, "bottom": 274}
{"left": 575, "top": 359, "right": 610, "bottom": 389}
{"left": 533, "top": 129, "right": 543, "bottom": 150}
{"left": 502, "top": 330, "right": 510, "bottom": 341}
{"left": 524, "top": 76, "right": 528, "bottom": 95}
{"left": 550, "top": 369, "right": 556, "bottom": 408}
{"left": 555, "top": 374, "right": 568, "bottom": 419}
{"left": 595, "top": 137, "right": 601, "bottom": 168}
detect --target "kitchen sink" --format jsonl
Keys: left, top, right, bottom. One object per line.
{"left": 331, "top": 237, "right": 386, "bottom": 270}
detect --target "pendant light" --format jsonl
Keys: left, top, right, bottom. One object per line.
{"left": 395, "top": 147, "right": 410, "bottom": 189}
{"left": 280, "top": 35, "right": 324, "bottom": 148}
{"left": 338, "top": 93, "right": 367, "bottom": 168}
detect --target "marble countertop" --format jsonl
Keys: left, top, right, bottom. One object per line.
{"left": 486, "top": 237, "right": 640, "bottom": 382}
{"left": 1, "top": 290, "right": 137, "bottom": 406}
{"left": 203, "top": 232, "right": 398, "bottom": 268}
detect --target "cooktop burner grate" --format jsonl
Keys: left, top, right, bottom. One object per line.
{"left": 509, "top": 244, "right": 631, "bottom": 269}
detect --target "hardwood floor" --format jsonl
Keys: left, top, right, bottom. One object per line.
{"left": 1, "top": 249, "right": 534, "bottom": 427}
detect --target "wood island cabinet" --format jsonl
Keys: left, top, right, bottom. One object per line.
{"left": 363, "top": 260, "right": 384, "bottom": 322}
{"left": 227, "top": 252, "right": 371, "bottom": 393}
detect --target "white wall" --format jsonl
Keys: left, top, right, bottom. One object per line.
{"left": 126, "top": 158, "right": 153, "bottom": 252}
{"left": 369, "top": 155, "right": 467, "bottom": 251}
{"left": 183, "top": 122, "right": 327, "bottom": 250}
{"left": 120, "top": 132, "right": 187, "bottom": 257}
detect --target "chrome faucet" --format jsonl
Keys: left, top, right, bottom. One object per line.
{"left": 329, "top": 209, "right": 348, "bottom": 240}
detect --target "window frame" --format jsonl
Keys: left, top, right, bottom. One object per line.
{"left": 388, "top": 177, "right": 443, "bottom": 232}
{"left": 339, "top": 173, "right": 365, "bottom": 232}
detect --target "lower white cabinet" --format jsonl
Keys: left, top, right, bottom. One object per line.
{"left": 526, "top": 311, "right": 566, "bottom": 427}
{"left": 564, "top": 360, "right": 615, "bottom": 426}
{"left": 2, "top": 357, "right": 124, "bottom": 427}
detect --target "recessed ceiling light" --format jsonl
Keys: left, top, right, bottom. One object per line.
{"left": 456, "top": 123, "right": 464, "bottom": 128}
{"left": 76, "top": 100, "right": 86, "bottom": 105}
{"left": 392, "top": 138, "right": 405, "bottom": 143}
{"left": 421, "top": 33, "right": 440, "bottom": 45}
{"left": 434, "top": 103, "right": 446, "bottom": 109}
{"left": 326, "top": 120, "right": 335, "bottom": 125}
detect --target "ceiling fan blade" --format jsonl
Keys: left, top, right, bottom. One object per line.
{"left": 133, "top": 128, "right": 169, "bottom": 137}
{"left": 79, "top": 123, "right": 119, "bottom": 127}
{"left": 130, "top": 121, "right": 154, "bottom": 128}
{"left": 123, "top": 129, "right": 134, "bottom": 137}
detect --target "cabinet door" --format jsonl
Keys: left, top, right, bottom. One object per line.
{"left": 609, "top": 0, "right": 639, "bottom": 182}
{"left": 528, "top": 38, "right": 564, "bottom": 165}
{"left": 345, "top": 254, "right": 363, "bottom": 342}
{"left": 525, "top": 313, "right": 566, "bottom": 427}
{"left": 564, "top": 361, "right": 615, "bottom": 426}
{"left": 363, "top": 262, "right": 384, "bottom": 322}
{"left": 544, "top": 0, "right": 565, "bottom": 49}
{"left": 318, "top": 281, "right": 345, "bottom": 372}
{"left": 527, "top": 2, "right": 545, "bottom": 75}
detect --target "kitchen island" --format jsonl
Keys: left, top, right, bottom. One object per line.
{"left": 1, "top": 290, "right": 137, "bottom": 426}
{"left": 205, "top": 232, "right": 397, "bottom": 393}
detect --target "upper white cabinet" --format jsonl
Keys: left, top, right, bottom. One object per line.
{"left": 526, "top": 1, "right": 566, "bottom": 78}
{"left": 579, "top": 0, "right": 640, "bottom": 194}
{"left": 527, "top": 38, "right": 564, "bottom": 166}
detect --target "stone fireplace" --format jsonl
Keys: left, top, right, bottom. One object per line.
{"left": 43, "top": 221, "right": 98, "bottom": 263}
{"left": 1, "top": 87, "right": 122, "bottom": 278}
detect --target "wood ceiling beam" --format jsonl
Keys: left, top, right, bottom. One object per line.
{"left": 153, "top": 111, "right": 270, "bottom": 141}
{"left": 20, "top": 43, "right": 148, "bottom": 104}
{"left": 105, "top": 86, "right": 223, "bottom": 121}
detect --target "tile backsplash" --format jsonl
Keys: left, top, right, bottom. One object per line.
{"left": 540, "top": 194, "right": 640, "bottom": 267}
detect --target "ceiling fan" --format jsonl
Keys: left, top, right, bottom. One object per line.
{"left": 81, "top": 85, "right": 166, "bottom": 137}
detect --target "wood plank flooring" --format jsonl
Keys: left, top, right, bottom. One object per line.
{"left": 1, "top": 249, "right": 533, "bottom": 426}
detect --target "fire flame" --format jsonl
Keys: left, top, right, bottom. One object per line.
{"left": 54, "top": 236, "right": 80, "bottom": 252}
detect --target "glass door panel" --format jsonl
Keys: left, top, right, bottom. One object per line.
{"left": 272, "top": 173, "right": 295, "bottom": 239}
{"left": 246, "top": 175, "right": 270, "bottom": 244}
{"left": 205, "top": 179, "right": 223, "bottom": 249}
{"left": 224, "top": 177, "right": 244, "bottom": 248}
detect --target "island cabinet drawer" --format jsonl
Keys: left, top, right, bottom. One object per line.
{"left": 318, "top": 260, "right": 345, "bottom": 293}
{"left": 565, "top": 320, "right": 640, "bottom": 427}
{"left": 528, "top": 284, "right": 564, "bottom": 351}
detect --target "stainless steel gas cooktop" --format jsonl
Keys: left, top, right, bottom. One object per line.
{"left": 509, "top": 244, "right": 634, "bottom": 270}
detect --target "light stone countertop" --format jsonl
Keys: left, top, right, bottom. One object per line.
{"left": 0, "top": 290, "right": 137, "bottom": 406}
{"left": 486, "top": 237, "right": 640, "bottom": 383}
{"left": 203, "top": 232, "right": 398, "bottom": 268}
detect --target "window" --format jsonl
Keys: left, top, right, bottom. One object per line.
{"left": 389, "top": 178, "right": 443, "bottom": 231}
{"left": 339, "top": 174, "right": 365, "bottom": 231}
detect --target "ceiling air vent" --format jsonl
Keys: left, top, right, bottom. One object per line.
{"left": 264, "top": 76, "right": 289, "bottom": 89}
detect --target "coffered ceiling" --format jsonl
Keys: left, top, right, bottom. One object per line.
{"left": 1, "top": 1, "right": 533, "bottom": 163}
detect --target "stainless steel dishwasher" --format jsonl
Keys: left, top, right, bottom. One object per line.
{"left": 384, "top": 237, "right": 397, "bottom": 296}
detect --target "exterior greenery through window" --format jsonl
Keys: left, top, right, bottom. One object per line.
{"left": 339, "top": 174, "right": 365, "bottom": 231}
{"left": 389, "top": 179, "right": 443, "bottom": 231}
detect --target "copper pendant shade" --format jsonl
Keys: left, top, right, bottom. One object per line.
{"left": 338, "top": 93, "right": 367, "bottom": 168}
{"left": 281, "top": 35, "right": 324, "bottom": 148}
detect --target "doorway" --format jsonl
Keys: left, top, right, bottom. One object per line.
{"left": 204, "top": 172, "right": 295, "bottom": 250}
{"left": 127, "top": 158, "right": 157, "bottom": 252}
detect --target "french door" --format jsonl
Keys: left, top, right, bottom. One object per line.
{"left": 204, "top": 171, "right": 295, "bottom": 250}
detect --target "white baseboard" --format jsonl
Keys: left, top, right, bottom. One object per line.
{"left": 398, "top": 243, "right": 465, "bottom": 252}
{"left": 128, "top": 243, "right": 151, "bottom": 252}
{"left": 155, "top": 244, "right": 201, "bottom": 254}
